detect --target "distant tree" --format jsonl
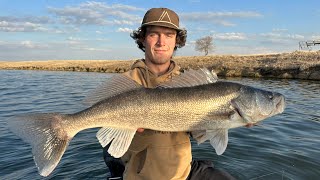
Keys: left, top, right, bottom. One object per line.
{"left": 195, "top": 36, "right": 214, "bottom": 55}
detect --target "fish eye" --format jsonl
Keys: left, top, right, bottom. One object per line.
{"left": 268, "top": 95, "right": 273, "bottom": 100}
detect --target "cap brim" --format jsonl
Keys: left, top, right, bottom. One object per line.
{"left": 141, "top": 21, "right": 181, "bottom": 31}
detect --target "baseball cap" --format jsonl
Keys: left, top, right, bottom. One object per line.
{"left": 141, "top": 8, "right": 181, "bottom": 31}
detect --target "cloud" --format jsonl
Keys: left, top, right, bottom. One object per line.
{"left": 180, "top": 11, "right": 262, "bottom": 26}
{"left": 311, "top": 35, "right": 320, "bottom": 40}
{"left": 287, "top": 34, "right": 305, "bottom": 40}
{"left": 0, "top": 15, "right": 53, "bottom": 32}
{"left": 181, "top": 11, "right": 262, "bottom": 19}
{"left": 0, "top": 16, "right": 52, "bottom": 24}
{"left": 260, "top": 32, "right": 305, "bottom": 42}
{"left": 47, "top": 1, "right": 143, "bottom": 26}
{"left": 110, "top": 4, "right": 145, "bottom": 11}
{"left": 0, "top": 20, "right": 49, "bottom": 32}
{"left": 65, "top": 37, "right": 82, "bottom": 45}
{"left": 272, "top": 28, "right": 288, "bottom": 32}
{"left": 0, "top": 40, "right": 49, "bottom": 50}
{"left": 66, "top": 36, "right": 109, "bottom": 43}
{"left": 215, "top": 45, "right": 279, "bottom": 55}
{"left": 81, "top": 2, "right": 144, "bottom": 12}
{"left": 117, "top": 27, "right": 133, "bottom": 33}
{"left": 48, "top": 7, "right": 108, "bottom": 25}
{"left": 0, "top": 39, "right": 114, "bottom": 60}
{"left": 113, "top": 20, "right": 135, "bottom": 25}
{"left": 213, "top": 32, "right": 248, "bottom": 40}
{"left": 72, "top": 47, "right": 110, "bottom": 52}
{"left": 21, "top": 41, "right": 36, "bottom": 48}
{"left": 0, "top": 2, "right": 143, "bottom": 33}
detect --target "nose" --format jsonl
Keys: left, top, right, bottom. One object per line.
{"left": 157, "top": 34, "right": 166, "bottom": 46}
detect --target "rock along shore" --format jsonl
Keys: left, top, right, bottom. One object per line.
{"left": 0, "top": 51, "right": 319, "bottom": 80}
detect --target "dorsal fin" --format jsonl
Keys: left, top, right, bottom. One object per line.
{"left": 158, "top": 68, "right": 218, "bottom": 88}
{"left": 83, "top": 74, "right": 142, "bottom": 106}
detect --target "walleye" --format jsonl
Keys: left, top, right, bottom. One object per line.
{"left": 6, "top": 69, "right": 286, "bottom": 177}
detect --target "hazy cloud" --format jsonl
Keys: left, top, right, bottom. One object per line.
{"left": 0, "top": 15, "right": 53, "bottom": 32}
{"left": 66, "top": 36, "right": 109, "bottom": 42}
{"left": 0, "top": 40, "right": 49, "bottom": 50}
{"left": 272, "top": 28, "right": 288, "bottom": 32}
{"left": 0, "top": 40, "right": 113, "bottom": 60}
{"left": 21, "top": 41, "right": 36, "bottom": 48}
{"left": 0, "top": 20, "right": 49, "bottom": 32}
{"left": 47, "top": 1, "right": 143, "bottom": 26}
{"left": 311, "top": 35, "right": 320, "bottom": 40}
{"left": 0, "top": 16, "right": 52, "bottom": 24}
{"left": 113, "top": 20, "right": 135, "bottom": 25}
{"left": 213, "top": 32, "right": 248, "bottom": 40}
{"left": 117, "top": 27, "right": 133, "bottom": 33}
{"left": 180, "top": 11, "right": 262, "bottom": 26}
{"left": 260, "top": 32, "right": 305, "bottom": 42}
{"left": 0, "top": 1, "right": 143, "bottom": 33}
{"left": 72, "top": 47, "right": 110, "bottom": 52}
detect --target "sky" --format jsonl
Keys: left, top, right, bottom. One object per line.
{"left": 1, "top": 0, "right": 320, "bottom": 61}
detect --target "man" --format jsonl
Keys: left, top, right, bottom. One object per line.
{"left": 104, "top": 8, "right": 235, "bottom": 180}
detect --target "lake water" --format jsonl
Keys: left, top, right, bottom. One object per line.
{"left": 0, "top": 70, "right": 319, "bottom": 180}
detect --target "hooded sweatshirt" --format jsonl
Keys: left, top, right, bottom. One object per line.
{"left": 121, "top": 59, "right": 192, "bottom": 180}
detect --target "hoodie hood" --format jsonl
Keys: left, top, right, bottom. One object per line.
{"left": 124, "top": 59, "right": 181, "bottom": 88}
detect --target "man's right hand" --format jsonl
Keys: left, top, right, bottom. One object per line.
{"left": 137, "top": 128, "right": 144, "bottom": 133}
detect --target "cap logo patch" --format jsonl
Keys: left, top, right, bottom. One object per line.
{"left": 158, "top": 10, "right": 172, "bottom": 23}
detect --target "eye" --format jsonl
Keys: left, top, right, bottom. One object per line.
{"left": 148, "top": 33, "right": 158, "bottom": 38}
{"left": 166, "top": 33, "right": 174, "bottom": 38}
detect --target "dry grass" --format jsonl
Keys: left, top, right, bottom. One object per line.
{"left": 0, "top": 60, "right": 134, "bottom": 73}
{"left": 0, "top": 51, "right": 319, "bottom": 80}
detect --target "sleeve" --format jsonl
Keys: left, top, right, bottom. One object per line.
{"left": 103, "top": 144, "right": 125, "bottom": 178}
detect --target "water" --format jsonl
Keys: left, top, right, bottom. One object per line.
{"left": 0, "top": 70, "right": 319, "bottom": 180}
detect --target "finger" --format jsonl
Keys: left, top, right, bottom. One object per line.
{"left": 137, "top": 128, "right": 144, "bottom": 133}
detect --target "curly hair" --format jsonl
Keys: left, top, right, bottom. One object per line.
{"left": 130, "top": 26, "right": 187, "bottom": 52}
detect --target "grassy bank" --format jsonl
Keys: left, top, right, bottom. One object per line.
{"left": 1, "top": 51, "right": 319, "bottom": 80}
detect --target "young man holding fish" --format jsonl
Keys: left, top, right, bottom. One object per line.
{"left": 104, "top": 7, "right": 235, "bottom": 180}
{"left": 7, "top": 6, "right": 285, "bottom": 179}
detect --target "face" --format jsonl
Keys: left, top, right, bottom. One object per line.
{"left": 143, "top": 26, "right": 177, "bottom": 66}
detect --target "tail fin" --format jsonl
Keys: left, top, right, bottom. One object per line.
{"left": 7, "top": 113, "right": 72, "bottom": 177}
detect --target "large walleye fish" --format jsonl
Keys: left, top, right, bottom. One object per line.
{"left": 7, "top": 69, "right": 285, "bottom": 177}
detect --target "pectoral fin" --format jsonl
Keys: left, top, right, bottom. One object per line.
{"left": 96, "top": 127, "right": 136, "bottom": 158}
{"left": 192, "top": 129, "right": 229, "bottom": 155}
{"left": 209, "top": 129, "right": 229, "bottom": 155}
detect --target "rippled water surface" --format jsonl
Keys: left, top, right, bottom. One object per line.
{"left": 0, "top": 70, "right": 319, "bottom": 180}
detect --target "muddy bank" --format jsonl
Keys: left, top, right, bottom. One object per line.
{"left": 0, "top": 51, "right": 319, "bottom": 80}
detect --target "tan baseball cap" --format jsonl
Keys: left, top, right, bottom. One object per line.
{"left": 141, "top": 8, "right": 181, "bottom": 30}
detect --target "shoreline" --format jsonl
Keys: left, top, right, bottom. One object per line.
{"left": 1, "top": 51, "right": 319, "bottom": 80}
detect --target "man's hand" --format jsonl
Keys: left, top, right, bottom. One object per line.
{"left": 245, "top": 123, "right": 256, "bottom": 128}
{"left": 137, "top": 128, "right": 144, "bottom": 133}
